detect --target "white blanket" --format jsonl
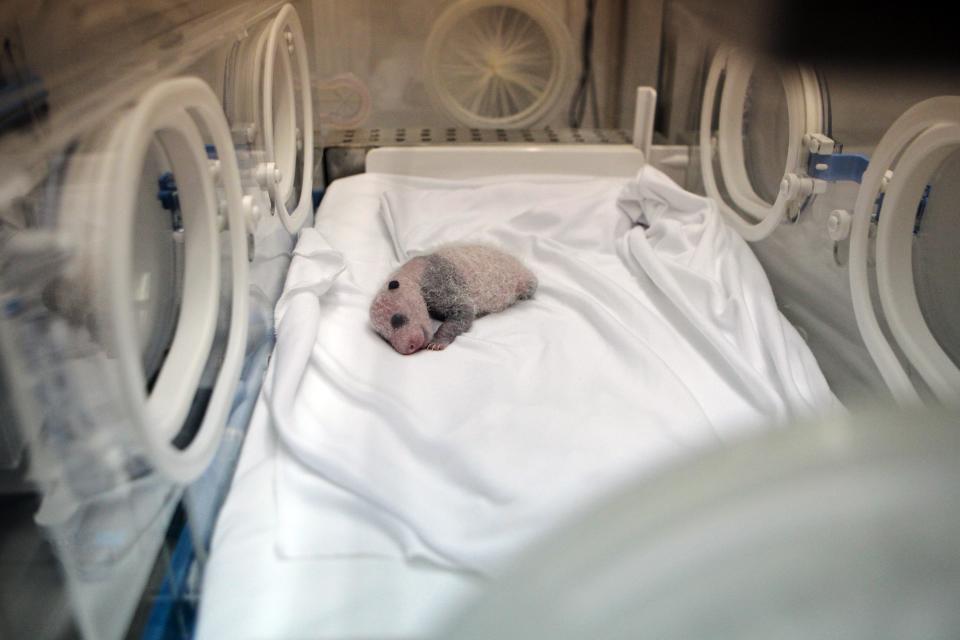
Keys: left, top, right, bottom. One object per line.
{"left": 267, "top": 168, "right": 839, "bottom": 575}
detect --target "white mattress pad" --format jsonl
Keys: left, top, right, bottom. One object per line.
{"left": 199, "top": 169, "right": 839, "bottom": 638}
{"left": 270, "top": 168, "right": 838, "bottom": 573}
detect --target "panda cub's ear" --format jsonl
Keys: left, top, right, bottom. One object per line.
{"left": 388, "top": 280, "right": 399, "bottom": 290}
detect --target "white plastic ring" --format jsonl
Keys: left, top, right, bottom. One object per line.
{"left": 263, "top": 3, "right": 314, "bottom": 233}
{"left": 874, "top": 123, "right": 960, "bottom": 403}
{"left": 699, "top": 48, "right": 823, "bottom": 241}
{"left": 849, "top": 96, "right": 960, "bottom": 405}
{"left": 717, "top": 52, "right": 817, "bottom": 218}
{"left": 271, "top": 30, "right": 297, "bottom": 203}
{"left": 137, "top": 113, "right": 222, "bottom": 444}
{"left": 226, "top": 24, "right": 270, "bottom": 140}
{"left": 61, "top": 77, "right": 249, "bottom": 483}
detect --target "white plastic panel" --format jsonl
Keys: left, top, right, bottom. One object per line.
{"left": 366, "top": 144, "right": 646, "bottom": 178}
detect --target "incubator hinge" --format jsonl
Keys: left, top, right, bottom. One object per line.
{"left": 868, "top": 177, "right": 930, "bottom": 236}
{"left": 780, "top": 171, "right": 826, "bottom": 224}
{"left": 804, "top": 134, "right": 870, "bottom": 184}
{"left": 804, "top": 133, "right": 836, "bottom": 155}
{"left": 807, "top": 152, "right": 871, "bottom": 184}
{"left": 869, "top": 170, "right": 894, "bottom": 225}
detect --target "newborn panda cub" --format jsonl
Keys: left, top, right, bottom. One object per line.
{"left": 370, "top": 244, "right": 537, "bottom": 355}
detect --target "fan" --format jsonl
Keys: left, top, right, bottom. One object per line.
{"left": 424, "top": 0, "right": 575, "bottom": 128}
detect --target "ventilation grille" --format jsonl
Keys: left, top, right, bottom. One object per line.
{"left": 322, "top": 127, "right": 633, "bottom": 147}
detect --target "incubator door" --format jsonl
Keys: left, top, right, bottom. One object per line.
{"left": 849, "top": 96, "right": 960, "bottom": 405}
{"left": 53, "top": 78, "right": 250, "bottom": 483}
{"left": 225, "top": 3, "right": 314, "bottom": 234}
{"left": 699, "top": 48, "right": 828, "bottom": 241}
{"left": 0, "top": 75, "right": 253, "bottom": 640}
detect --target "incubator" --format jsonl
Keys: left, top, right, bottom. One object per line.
{"left": 0, "top": 0, "right": 957, "bottom": 638}
{"left": 0, "top": 2, "right": 313, "bottom": 636}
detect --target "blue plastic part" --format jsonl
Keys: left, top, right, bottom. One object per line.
{"left": 142, "top": 523, "right": 197, "bottom": 640}
{"left": 807, "top": 152, "right": 871, "bottom": 184}
{"left": 870, "top": 184, "right": 932, "bottom": 232}
{"left": 204, "top": 144, "right": 218, "bottom": 160}
{"left": 157, "top": 172, "right": 176, "bottom": 190}
{"left": 0, "top": 71, "right": 49, "bottom": 134}
{"left": 871, "top": 192, "right": 885, "bottom": 224}
{"left": 3, "top": 298, "right": 23, "bottom": 318}
{"left": 157, "top": 172, "right": 180, "bottom": 212}
{"left": 312, "top": 187, "right": 325, "bottom": 211}
{"left": 913, "top": 184, "right": 932, "bottom": 234}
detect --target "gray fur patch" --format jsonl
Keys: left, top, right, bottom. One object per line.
{"left": 420, "top": 254, "right": 471, "bottom": 321}
{"left": 518, "top": 278, "right": 537, "bottom": 300}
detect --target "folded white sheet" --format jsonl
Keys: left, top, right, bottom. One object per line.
{"left": 198, "top": 397, "right": 481, "bottom": 640}
{"left": 268, "top": 168, "right": 840, "bottom": 576}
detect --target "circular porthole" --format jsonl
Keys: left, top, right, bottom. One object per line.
{"left": 850, "top": 96, "right": 960, "bottom": 405}
{"left": 423, "top": 0, "right": 575, "bottom": 128}
{"left": 699, "top": 48, "right": 827, "bottom": 241}
{"left": 57, "top": 77, "right": 249, "bottom": 483}
{"left": 226, "top": 3, "right": 314, "bottom": 233}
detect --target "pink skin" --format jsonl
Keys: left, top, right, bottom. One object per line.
{"left": 369, "top": 260, "right": 436, "bottom": 355}
{"left": 389, "top": 322, "right": 432, "bottom": 355}
{"left": 370, "top": 246, "right": 536, "bottom": 354}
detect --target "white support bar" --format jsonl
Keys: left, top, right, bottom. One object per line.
{"left": 366, "top": 145, "right": 646, "bottom": 179}
{"left": 632, "top": 86, "right": 657, "bottom": 160}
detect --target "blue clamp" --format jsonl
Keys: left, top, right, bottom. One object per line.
{"left": 157, "top": 172, "right": 179, "bottom": 212}
{"left": 807, "top": 152, "right": 871, "bottom": 184}
{"left": 0, "top": 70, "right": 49, "bottom": 135}
{"left": 871, "top": 183, "right": 932, "bottom": 235}
{"left": 913, "top": 184, "right": 932, "bottom": 234}
{"left": 205, "top": 144, "right": 218, "bottom": 160}
{"left": 3, "top": 297, "right": 24, "bottom": 318}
